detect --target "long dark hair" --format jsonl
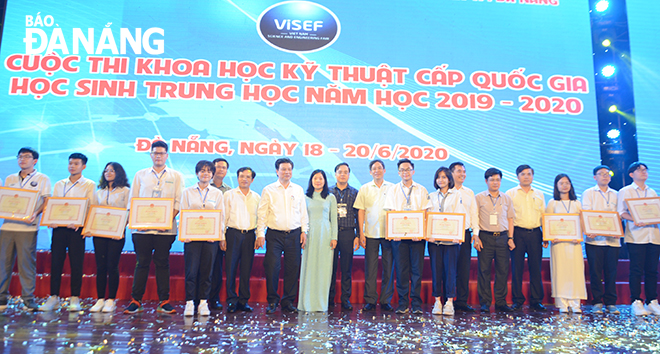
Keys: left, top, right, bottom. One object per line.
{"left": 99, "top": 162, "right": 130, "bottom": 189}
{"left": 433, "top": 166, "right": 455, "bottom": 190}
{"left": 306, "top": 169, "right": 329, "bottom": 199}
{"left": 553, "top": 173, "right": 576, "bottom": 201}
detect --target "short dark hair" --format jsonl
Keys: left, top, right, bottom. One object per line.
{"left": 397, "top": 159, "right": 414, "bottom": 169}
{"left": 449, "top": 162, "right": 464, "bottom": 172}
{"left": 335, "top": 162, "right": 350, "bottom": 173}
{"left": 627, "top": 162, "right": 648, "bottom": 174}
{"left": 593, "top": 165, "right": 611, "bottom": 175}
{"left": 69, "top": 152, "right": 88, "bottom": 165}
{"left": 369, "top": 159, "right": 385, "bottom": 170}
{"left": 306, "top": 169, "right": 329, "bottom": 199}
{"left": 213, "top": 158, "right": 229, "bottom": 168}
{"left": 433, "top": 167, "right": 455, "bottom": 190}
{"left": 484, "top": 168, "right": 502, "bottom": 180}
{"left": 237, "top": 167, "right": 256, "bottom": 179}
{"left": 516, "top": 164, "right": 534, "bottom": 175}
{"left": 195, "top": 160, "right": 216, "bottom": 175}
{"left": 99, "top": 162, "right": 130, "bottom": 189}
{"left": 18, "top": 147, "right": 39, "bottom": 160}
{"left": 275, "top": 158, "right": 294, "bottom": 170}
{"left": 151, "top": 140, "right": 168, "bottom": 152}
{"left": 553, "top": 173, "right": 577, "bottom": 201}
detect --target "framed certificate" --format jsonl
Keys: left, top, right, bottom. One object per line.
{"left": 0, "top": 187, "right": 39, "bottom": 221}
{"left": 82, "top": 205, "right": 128, "bottom": 238}
{"left": 580, "top": 210, "right": 623, "bottom": 238}
{"left": 129, "top": 198, "right": 174, "bottom": 230}
{"left": 40, "top": 197, "right": 89, "bottom": 227}
{"left": 625, "top": 197, "right": 660, "bottom": 225}
{"left": 386, "top": 211, "right": 425, "bottom": 240}
{"left": 426, "top": 212, "right": 465, "bottom": 242}
{"left": 542, "top": 213, "right": 582, "bottom": 242}
{"left": 178, "top": 210, "right": 222, "bottom": 241}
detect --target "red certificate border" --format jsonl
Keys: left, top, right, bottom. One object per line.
{"left": 178, "top": 209, "right": 223, "bottom": 241}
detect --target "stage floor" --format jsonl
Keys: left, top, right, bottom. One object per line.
{"left": 1, "top": 299, "right": 659, "bottom": 353}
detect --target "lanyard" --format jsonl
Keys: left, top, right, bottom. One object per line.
{"left": 437, "top": 191, "right": 449, "bottom": 212}
{"left": 337, "top": 187, "right": 347, "bottom": 203}
{"left": 560, "top": 200, "right": 571, "bottom": 213}
{"left": 597, "top": 189, "right": 610, "bottom": 205}
{"left": 152, "top": 169, "right": 167, "bottom": 187}
{"left": 401, "top": 184, "right": 414, "bottom": 206}
{"left": 634, "top": 188, "right": 648, "bottom": 198}
{"left": 106, "top": 188, "right": 112, "bottom": 205}
{"left": 488, "top": 194, "right": 500, "bottom": 208}
{"left": 63, "top": 180, "right": 79, "bottom": 197}
{"left": 197, "top": 186, "right": 210, "bottom": 208}
{"left": 20, "top": 172, "right": 35, "bottom": 188}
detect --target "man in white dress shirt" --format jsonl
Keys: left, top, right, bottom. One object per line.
{"left": 258, "top": 158, "right": 309, "bottom": 314}
{"left": 224, "top": 167, "right": 260, "bottom": 313}
{"left": 617, "top": 162, "right": 660, "bottom": 316}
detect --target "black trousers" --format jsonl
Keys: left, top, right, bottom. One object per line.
{"left": 208, "top": 248, "right": 225, "bottom": 303}
{"left": 50, "top": 227, "right": 85, "bottom": 297}
{"left": 131, "top": 233, "right": 175, "bottom": 302}
{"left": 263, "top": 228, "right": 301, "bottom": 306}
{"left": 225, "top": 228, "right": 256, "bottom": 306}
{"left": 329, "top": 228, "right": 356, "bottom": 304}
{"left": 393, "top": 239, "right": 426, "bottom": 308}
{"left": 93, "top": 236, "right": 126, "bottom": 299}
{"left": 363, "top": 237, "right": 395, "bottom": 305}
{"left": 627, "top": 243, "right": 660, "bottom": 304}
{"left": 455, "top": 229, "right": 472, "bottom": 307}
{"left": 184, "top": 241, "right": 217, "bottom": 301}
{"left": 477, "top": 231, "right": 510, "bottom": 307}
{"left": 585, "top": 243, "right": 620, "bottom": 305}
{"left": 510, "top": 226, "right": 544, "bottom": 306}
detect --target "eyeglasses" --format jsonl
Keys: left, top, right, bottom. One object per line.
{"left": 151, "top": 152, "right": 167, "bottom": 157}
{"left": 17, "top": 155, "right": 33, "bottom": 160}
{"left": 595, "top": 172, "right": 611, "bottom": 177}
{"left": 399, "top": 168, "right": 413, "bottom": 173}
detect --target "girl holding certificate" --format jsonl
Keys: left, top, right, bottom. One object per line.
{"left": 298, "top": 170, "right": 337, "bottom": 312}
{"left": 88, "top": 162, "right": 130, "bottom": 313}
{"left": 180, "top": 160, "right": 224, "bottom": 317}
{"left": 428, "top": 167, "right": 461, "bottom": 316}
{"left": 546, "top": 174, "right": 587, "bottom": 313}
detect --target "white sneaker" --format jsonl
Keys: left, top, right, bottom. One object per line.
{"left": 68, "top": 296, "right": 81, "bottom": 312}
{"left": 102, "top": 299, "right": 116, "bottom": 313}
{"left": 198, "top": 302, "right": 210, "bottom": 316}
{"left": 39, "top": 296, "right": 60, "bottom": 312}
{"left": 184, "top": 301, "right": 195, "bottom": 317}
{"left": 645, "top": 299, "right": 660, "bottom": 316}
{"left": 571, "top": 306, "right": 582, "bottom": 314}
{"left": 558, "top": 307, "right": 569, "bottom": 313}
{"left": 606, "top": 305, "right": 620, "bottom": 314}
{"left": 90, "top": 299, "right": 105, "bottom": 313}
{"left": 443, "top": 301, "right": 455, "bottom": 316}
{"left": 432, "top": 299, "right": 443, "bottom": 315}
{"left": 592, "top": 303, "right": 603, "bottom": 314}
{"left": 632, "top": 300, "right": 649, "bottom": 316}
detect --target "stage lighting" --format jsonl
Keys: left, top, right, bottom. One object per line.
{"left": 607, "top": 129, "right": 620, "bottom": 139}
{"left": 602, "top": 39, "right": 611, "bottom": 47}
{"left": 608, "top": 105, "right": 617, "bottom": 112}
{"left": 595, "top": 0, "right": 609, "bottom": 12}
{"left": 601, "top": 65, "right": 616, "bottom": 77}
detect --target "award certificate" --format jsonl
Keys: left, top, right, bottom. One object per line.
{"left": 625, "top": 197, "right": 660, "bottom": 225}
{"left": 40, "top": 197, "right": 88, "bottom": 227}
{"left": 543, "top": 213, "right": 582, "bottom": 241}
{"left": 178, "top": 210, "right": 222, "bottom": 241}
{"left": 426, "top": 212, "right": 465, "bottom": 242}
{"left": 129, "top": 198, "right": 174, "bottom": 230}
{"left": 386, "top": 211, "right": 425, "bottom": 240}
{"left": 580, "top": 210, "right": 623, "bottom": 237}
{"left": 0, "top": 187, "right": 39, "bottom": 221}
{"left": 82, "top": 205, "right": 128, "bottom": 238}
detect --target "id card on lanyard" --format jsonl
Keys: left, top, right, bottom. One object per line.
{"left": 489, "top": 194, "right": 500, "bottom": 226}
{"left": 152, "top": 170, "right": 166, "bottom": 198}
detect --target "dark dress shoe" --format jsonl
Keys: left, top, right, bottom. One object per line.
{"left": 511, "top": 303, "right": 523, "bottom": 311}
{"left": 362, "top": 303, "right": 376, "bottom": 312}
{"left": 282, "top": 304, "right": 298, "bottom": 313}
{"left": 209, "top": 301, "right": 223, "bottom": 311}
{"left": 240, "top": 304, "right": 254, "bottom": 312}
{"left": 496, "top": 305, "right": 514, "bottom": 313}
{"left": 531, "top": 303, "right": 547, "bottom": 311}
{"left": 480, "top": 304, "right": 490, "bottom": 312}
{"left": 341, "top": 302, "right": 353, "bottom": 311}
{"left": 227, "top": 304, "right": 238, "bottom": 313}
{"left": 266, "top": 303, "right": 278, "bottom": 314}
{"left": 454, "top": 304, "right": 475, "bottom": 312}
{"left": 380, "top": 303, "right": 394, "bottom": 312}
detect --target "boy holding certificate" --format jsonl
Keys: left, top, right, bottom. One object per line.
{"left": 617, "top": 162, "right": 660, "bottom": 316}
{"left": 39, "top": 153, "right": 96, "bottom": 312}
{"left": 0, "top": 147, "right": 51, "bottom": 311}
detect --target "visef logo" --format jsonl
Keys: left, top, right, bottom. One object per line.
{"left": 257, "top": 1, "right": 340, "bottom": 53}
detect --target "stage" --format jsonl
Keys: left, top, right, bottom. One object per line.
{"left": 0, "top": 300, "right": 659, "bottom": 353}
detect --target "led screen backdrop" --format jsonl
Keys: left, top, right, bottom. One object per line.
{"left": 0, "top": 0, "right": 600, "bottom": 251}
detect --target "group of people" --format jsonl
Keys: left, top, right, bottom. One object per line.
{"left": 0, "top": 142, "right": 658, "bottom": 317}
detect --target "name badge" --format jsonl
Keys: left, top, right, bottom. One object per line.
{"left": 489, "top": 213, "right": 498, "bottom": 226}
{"left": 337, "top": 203, "right": 348, "bottom": 218}
{"left": 152, "top": 186, "right": 163, "bottom": 198}
{"left": 403, "top": 204, "right": 412, "bottom": 211}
